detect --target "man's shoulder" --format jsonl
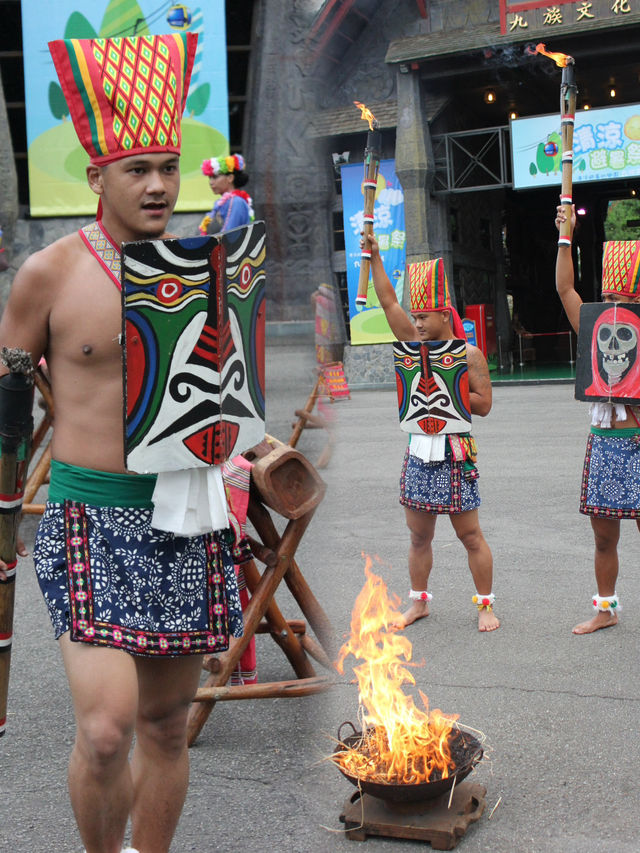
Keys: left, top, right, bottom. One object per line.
{"left": 21, "top": 231, "right": 84, "bottom": 276}
{"left": 465, "top": 342, "right": 489, "bottom": 368}
{"left": 465, "top": 342, "right": 482, "bottom": 358}
{"left": 10, "top": 232, "right": 88, "bottom": 304}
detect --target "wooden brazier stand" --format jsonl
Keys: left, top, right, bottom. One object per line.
{"left": 187, "top": 434, "right": 336, "bottom": 746}
{"left": 340, "top": 782, "right": 486, "bottom": 850}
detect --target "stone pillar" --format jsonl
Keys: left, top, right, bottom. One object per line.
{"left": 246, "top": 0, "right": 334, "bottom": 324}
{"left": 0, "top": 74, "right": 19, "bottom": 306}
{"left": 394, "top": 70, "right": 452, "bottom": 311}
{"left": 394, "top": 69, "right": 430, "bottom": 269}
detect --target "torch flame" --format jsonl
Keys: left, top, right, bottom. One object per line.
{"left": 334, "top": 556, "right": 459, "bottom": 785}
{"left": 534, "top": 43, "right": 574, "bottom": 67}
{"left": 354, "top": 100, "right": 378, "bottom": 131}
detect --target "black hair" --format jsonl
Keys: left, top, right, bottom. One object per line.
{"left": 233, "top": 170, "right": 249, "bottom": 189}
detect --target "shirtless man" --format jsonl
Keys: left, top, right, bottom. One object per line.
{"left": 556, "top": 204, "right": 640, "bottom": 634}
{"left": 364, "top": 233, "right": 499, "bottom": 632}
{"left": 0, "top": 33, "right": 243, "bottom": 853}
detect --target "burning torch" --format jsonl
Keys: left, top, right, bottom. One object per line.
{"left": 354, "top": 101, "right": 381, "bottom": 307}
{"left": 535, "top": 44, "right": 577, "bottom": 247}
{"left": 0, "top": 347, "right": 34, "bottom": 736}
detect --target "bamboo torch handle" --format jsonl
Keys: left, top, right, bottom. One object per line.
{"left": 0, "top": 348, "right": 34, "bottom": 736}
{"left": 355, "top": 129, "right": 381, "bottom": 307}
{"left": 558, "top": 59, "right": 577, "bottom": 247}
{"left": 356, "top": 169, "right": 378, "bottom": 306}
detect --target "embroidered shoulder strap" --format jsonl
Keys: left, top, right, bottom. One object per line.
{"left": 78, "top": 220, "right": 122, "bottom": 290}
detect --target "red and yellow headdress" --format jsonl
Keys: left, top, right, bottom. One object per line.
{"left": 48, "top": 33, "right": 197, "bottom": 165}
{"left": 409, "top": 258, "right": 450, "bottom": 313}
{"left": 601, "top": 240, "right": 640, "bottom": 297}
{"left": 408, "top": 258, "right": 466, "bottom": 338}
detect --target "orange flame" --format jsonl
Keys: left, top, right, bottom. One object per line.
{"left": 354, "top": 100, "right": 378, "bottom": 131}
{"left": 334, "top": 556, "right": 459, "bottom": 785}
{"left": 535, "top": 43, "right": 573, "bottom": 67}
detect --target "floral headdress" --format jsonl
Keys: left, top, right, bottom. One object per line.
{"left": 201, "top": 154, "right": 246, "bottom": 177}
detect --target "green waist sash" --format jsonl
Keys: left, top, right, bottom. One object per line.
{"left": 590, "top": 426, "right": 640, "bottom": 438}
{"left": 48, "top": 460, "right": 157, "bottom": 508}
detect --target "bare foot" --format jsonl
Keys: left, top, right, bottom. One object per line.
{"left": 478, "top": 609, "right": 500, "bottom": 632}
{"left": 393, "top": 599, "right": 429, "bottom": 629}
{"left": 572, "top": 611, "right": 618, "bottom": 634}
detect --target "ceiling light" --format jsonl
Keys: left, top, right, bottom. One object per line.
{"left": 484, "top": 90, "right": 496, "bottom": 104}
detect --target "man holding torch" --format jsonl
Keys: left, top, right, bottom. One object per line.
{"left": 362, "top": 232, "right": 499, "bottom": 632}
{"left": 556, "top": 207, "right": 640, "bottom": 634}
{"left": 0, "top": 32, "right": 245, "bottom": 853}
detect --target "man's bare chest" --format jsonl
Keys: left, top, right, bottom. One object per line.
{"left": 48, "top": 268, "right": 122, "bottom": 366}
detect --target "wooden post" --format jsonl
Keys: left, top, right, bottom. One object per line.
{"left": 0, "top": 348, "right": 34, "bottom": 736}
{"left": 249, "top": 501, "right": 338, "bottom": 662}
{"left": 288, "top": 375, "right": 321, "bottom": 449}
{"left": 186, "top": 506, "right": 320, "bottom": 746}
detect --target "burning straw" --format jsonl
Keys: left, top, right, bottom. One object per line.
{"left": 331, "top": 556, "right": 463, "bottom": 786}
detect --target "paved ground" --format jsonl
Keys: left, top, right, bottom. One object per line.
{"left": 3, "top": 338, "right": 640, "bottom": 852}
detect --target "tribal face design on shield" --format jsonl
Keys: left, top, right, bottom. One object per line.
{"left": 393, "top": 339, "right": 471, "bottom": 435}
{"left": 122, "top": 223, "right": 266, "bottom": 473}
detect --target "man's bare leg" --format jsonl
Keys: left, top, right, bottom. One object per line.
{"left": 573, "top": 517, "right": 621, "bottom": 634}
{"left": 396, "top": 508, "right": 437, "bottom": 627}
{"left": 60, "top": 634, "right": 138, "bottom": 853}
{"left": 449, "top": 509, "right": 500, "bottom": 632}
{"left": 129, "top": 654, "right": 202, "bottom": 853}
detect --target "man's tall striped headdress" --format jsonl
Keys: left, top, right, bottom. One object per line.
{"left": 408, "top": 258, "right": 450, "bottom": 313}
{"left": 49, "top": 33, "right": 197, "bottom": 165}
{"left": 408, "top": 258, "right": 466, "bottom": 339}
{"left": 601, "top": 240, "right": 640, "bottom": 297}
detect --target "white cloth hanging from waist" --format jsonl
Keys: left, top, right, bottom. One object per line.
{"left": 151, "top": 467, "right": 229, "bottom": 536}
{"left": 408, "top": 433, "right": 446, "bottom": 462}
{"left": 589, "top": 402, "right": 628, "bottom": 429}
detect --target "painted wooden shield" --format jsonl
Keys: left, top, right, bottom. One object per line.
{"left": 575, "top": 302, "right": 640, "bottom": 404}
{"left": 122, "top": 221, "right": 266, "bottom": 473}
{"left": 394, "top": 339, "right": 471, "bottom": 435}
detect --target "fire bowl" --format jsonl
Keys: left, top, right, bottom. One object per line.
{"left": 333, "top": 724, "right": 483, "bottom": 803}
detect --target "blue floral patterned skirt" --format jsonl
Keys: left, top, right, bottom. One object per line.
{"left": 580, "top": 428, "right": 640, "bottom": 519}
{"left": 399, "top": 447, "right": 480, "bottom": 514}
{"left": 34, "top": 501, "right": 243, "bottom": 656}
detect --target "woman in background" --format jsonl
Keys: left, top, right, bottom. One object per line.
{"left": 199, "top": 154, "right": 254, "bottom": 235}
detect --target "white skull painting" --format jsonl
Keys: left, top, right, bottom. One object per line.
{"left": 596, "top": 321, "right": 638, "bottom": 385}
{"left": 578, "top": 302, "right": 640, "bottom": 402}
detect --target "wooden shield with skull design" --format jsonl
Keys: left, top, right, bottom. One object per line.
{"left": 576, "top": 302, "right": 640, "bottom": 403}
